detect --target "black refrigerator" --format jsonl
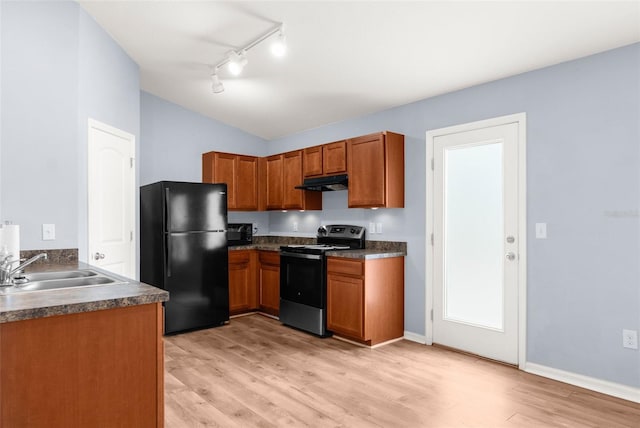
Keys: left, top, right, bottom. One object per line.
{"left": 140, "top": 181, "right": 229, "bottom": 334}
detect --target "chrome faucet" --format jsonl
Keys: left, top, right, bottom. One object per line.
{"left": 0, "top": 253, "right": 48, "bottom": 286}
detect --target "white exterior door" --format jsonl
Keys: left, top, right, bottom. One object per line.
{"left": 88, "top": 119, "right": 136, "bottom": 278}
{"left": 427, "top": 114, "right": 526, "bottom": 366}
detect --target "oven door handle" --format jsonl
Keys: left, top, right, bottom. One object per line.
{"left": 280, "top": 252, "right": 323, "bottom": 260}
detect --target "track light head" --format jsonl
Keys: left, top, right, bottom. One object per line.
{"left": 227, "top": 50, "right": 248, "bottom": 76}
{"left": 271, "top": 29, "right": 286, "bottom": 57}
{"left": 211, "top": 73, "right": 224, "bottom": 93}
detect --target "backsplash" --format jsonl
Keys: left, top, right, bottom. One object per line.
{"left": 365, "top": 240, "right": 407, "bottom": 253}
{"left": 253, "top": 236, "right": 316, "bottom": 245}
{"left": 20, "top": 248, "right": 78, "bottom": 265}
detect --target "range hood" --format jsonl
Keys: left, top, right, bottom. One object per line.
{"left": 295, "top": 174, "right": 348, "bottom": 191}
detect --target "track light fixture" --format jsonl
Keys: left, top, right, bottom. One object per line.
{"left": 271, "top": 28, "right": 286, "bottom": 57}
{"left": 211, "top": 23, "right": 286, "bottom": 94}
{"left": 211, "top": 71, "right": 224, "bottom": 93}
{"left": 227, "top": 50, "right": 248, "bottom": 76}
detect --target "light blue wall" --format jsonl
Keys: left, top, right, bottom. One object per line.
{"left": 1, "top": 1, "right": 79, "bottom": 250}
{"left": 140, "top": 92, "right": 270, "bottom": 233}
{"left": 0, "top": 1, "right": 140, "bottom": 263}
{"left": 76, "top": 7, "right": 140, "bottom": 264}
{"left": 267, "top": 44, "right": 640, "bottom": 387}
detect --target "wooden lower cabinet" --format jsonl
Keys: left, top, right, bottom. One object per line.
{"left": 258, "top": 251, "right": 280, "bottom": 316}
{"left": 0, "top": 303, "right": 164, "bottom": 427}
{"left": 327, "top": 256, "right": 404, "bottom": 346}
{"left": 228, "top": 249, "right": 258, "bottom": 315}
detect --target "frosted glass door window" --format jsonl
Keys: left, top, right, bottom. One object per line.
{"left": 443, "top": 142, "right": 504, "bottom": 330}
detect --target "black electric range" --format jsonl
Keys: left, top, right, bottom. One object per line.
{"left": 279, "top": 225, "right": 365, "bottom": 337}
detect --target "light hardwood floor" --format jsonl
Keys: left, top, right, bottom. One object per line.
{"left": 165, "top": 314, "right": 639, "bottom": 427}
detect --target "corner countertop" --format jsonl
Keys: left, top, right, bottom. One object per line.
{"left": 0, "top": 262, "right": 169, "bottom": 324}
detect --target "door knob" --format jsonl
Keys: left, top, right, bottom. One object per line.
{"left": 505, "top": 252, "right": 516, "bottom": 261}
{"left": 94, "top": 252, "right": 105, "bottom": 260}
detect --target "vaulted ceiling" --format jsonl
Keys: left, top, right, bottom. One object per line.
{"left": 79, "top": 1, "right": 640, "bottom": 139}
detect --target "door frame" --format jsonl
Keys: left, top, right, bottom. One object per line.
{"left": 425, "top": 113, "right": 527, "bottom": 368}
{"left": 87, "top": 118, "right": 137, "bottom": 278}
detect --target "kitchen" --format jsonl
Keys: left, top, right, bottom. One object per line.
{"left": 1, "top": 1, "right": 639, "bottom": 426}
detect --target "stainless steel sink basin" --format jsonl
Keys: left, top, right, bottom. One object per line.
{"left": 1, "top": 269, "right": 127, "bottom": 294}
{"left": 23, "top": 270, "right": 99, "bottom": 281}
{"left": 18, "top": 276, "right": 116, "bottom": 291}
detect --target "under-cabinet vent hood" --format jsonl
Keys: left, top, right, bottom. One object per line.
{"left": 295, "top": 174, "right": 348, "bottom": 191}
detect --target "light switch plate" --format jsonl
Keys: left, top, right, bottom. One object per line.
{"left": 376, "top": 222, "right": 383, "bottom": 234}
{"left": 535, "top": 223, "right": 547, "bottom": 239}
{"left": 42, "top": 224, "right": 55, "bottom": 241}
{"left": 369, "top": 222, "right": 376, "bottom": 234}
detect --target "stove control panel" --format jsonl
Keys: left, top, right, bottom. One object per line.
{"left": 317, "top": 225, "right": 365, "bottom": 240}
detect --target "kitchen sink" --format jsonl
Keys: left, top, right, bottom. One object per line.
{"left": 23, "top": 270, "right": 99, "bottom": 282}
{"left": 1, "top": 269, "right": 127, "bottom": 294}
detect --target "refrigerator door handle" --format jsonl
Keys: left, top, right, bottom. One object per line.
{"left": 165, "top": 187, "right": 172, "bottom": 277}
{"left": 166, "top": 233, "right": 172, "bottom": 277}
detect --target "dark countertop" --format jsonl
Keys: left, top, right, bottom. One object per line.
{"left": 0, "top": 262, "right": 169, "bottom": 324}
{"left": 229, "top": 238, "right": 407, "bottom": 259}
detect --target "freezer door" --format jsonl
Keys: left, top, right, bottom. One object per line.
{"left": 164, "top": 182, "right": 227, "bottom": 232}
{"left": 164, "top": 231, "right": 229, "bottom": 334}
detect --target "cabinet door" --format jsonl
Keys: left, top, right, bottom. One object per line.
{"left": 235, "top": 156, "right": 258, "bottom": 210}
{"left": 228, "top": 250, "right": 257, "bottom": 314}
{"left": 347, "top": 134, "right": 386, "bottom": 208}
{"left": 258, "top": 252, "right": 280, "bottom": 316}
{"left": 266, "top": 154, "right": 284, "bottom": 210}
{"left": 303, "top": 145, "right": 323, "bottom": 177}
{"left": 327, "top": 272, "right": 365, "bottom": 340}
{"left": 213, "top": 152, "right": 237, "bottom": 209}
{"left": 283, "top": 150, "right": 304, "bottom": 209}
{"left": 324, "top": 140, "right": 347, "bottom": 175}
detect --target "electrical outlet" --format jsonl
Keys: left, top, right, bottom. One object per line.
{"left": 623, "top": 329, "right": 638, "bottom": 349}
{"left": 369, "top": 222, "right": 376, "bottom": 234}
{"left": 376, "top": 222, "right": 383, "bottom": 234}
{"left": 293, "top": 222, "right": 298, "bottom": 232}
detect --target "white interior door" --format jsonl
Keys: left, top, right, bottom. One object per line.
{"left": 88, "top": 119, "right": 135, "bottom": 278}
{"left": 429, "top": 117, "right": 524, "bottom": 365}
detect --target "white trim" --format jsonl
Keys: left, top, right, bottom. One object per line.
{"left": 404, "top": 331, "right": 427, "bottom": 344}
{"left": 425, "top": 113, "right": 527, "bottom": 367}
{"left": 525, "top": 362, "right": 640, "bottom": 403}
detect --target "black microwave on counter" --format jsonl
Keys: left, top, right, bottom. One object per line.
{"left": 227, "top": 223, "right": 253, "bottom": 246}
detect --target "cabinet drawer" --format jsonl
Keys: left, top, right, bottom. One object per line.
{"left": 327, "top": 257, "right": 363, "bottom": 277}
{"left": 229, "top": 250, "right": 251, "bottom": 264}
{"left": 259, "top": 251, "right": 280, "bottom": 266}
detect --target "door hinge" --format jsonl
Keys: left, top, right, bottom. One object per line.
{"left": 130, "top": 157, "right": 134, "bottom": 168}
{"left": 431, "top": 158, "right": 434, "bottom": 171}
{"left": 430, "top": 233, "right": 434, "bottom": 246}
{"left": 430, "top": 309, "right": 433, "bottom": 321}
{"left": 130, "top": 230, "right": 133, "bottom": 242}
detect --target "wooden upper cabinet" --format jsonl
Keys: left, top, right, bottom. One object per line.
{"left": 202, "top": 151, "right": 258, "bottom": 211}
{"left": 283, "top": 150, "right": 321, "bottom": 210}
{"left": 303, "top": 141, "right": 347, "bottom": 177}
{"left": 265, "top": 154, "right": 284, "bottom": 210}
{"left": 235, "top": 156, "right": 258, "bottom": 210}
{"left": 303, "top": 146, "right": 323, "bottom": 177}
{"left": 347, "top": 132, "right": 404, "bottom": 208}
{"left": 323, "top": 140, "right": 347, "bottom": 175}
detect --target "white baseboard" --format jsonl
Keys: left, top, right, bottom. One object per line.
{"left": 403, "top": 331, "right": 427, "bottom": 344}
{"left": 524, "top": 362, "right": 640, "bottom": 403}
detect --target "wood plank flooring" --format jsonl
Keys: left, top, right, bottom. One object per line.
{"left": 164, "top": 314, "right": 640, "bottom": 427}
